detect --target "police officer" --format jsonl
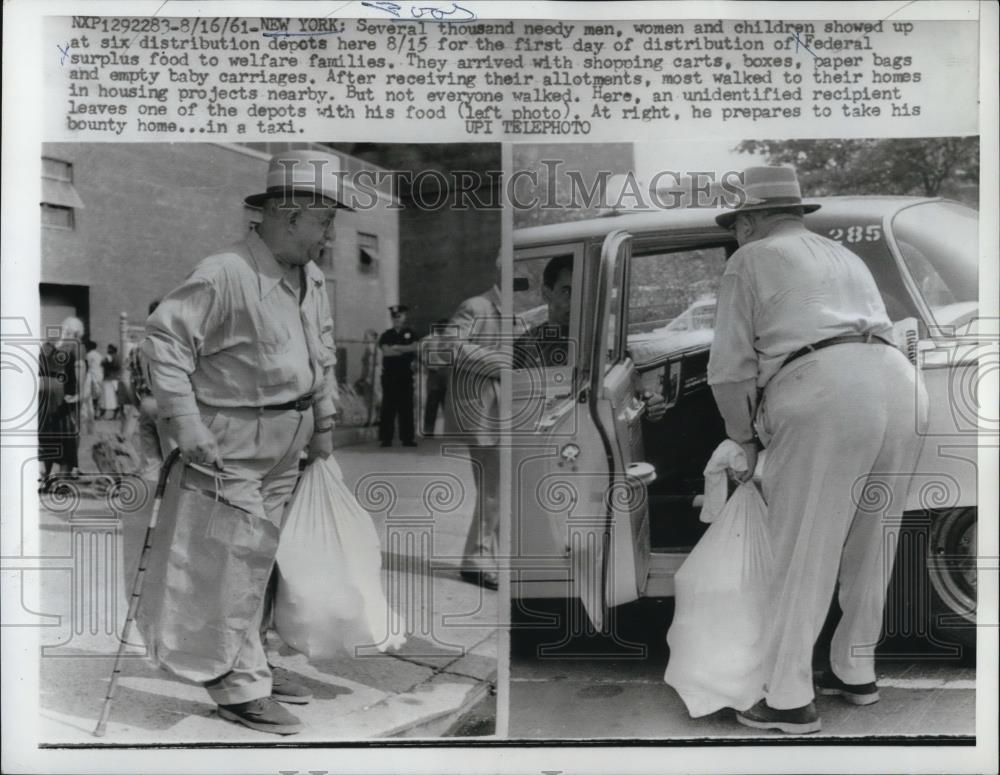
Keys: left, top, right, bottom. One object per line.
{"left": 378, "top": 304, "right": 418, "bottom": 447}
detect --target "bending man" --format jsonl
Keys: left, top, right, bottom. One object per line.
{"left": 708, "top": 166, "right": 926, "bottom": 734}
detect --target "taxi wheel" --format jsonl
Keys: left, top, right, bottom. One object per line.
{"left": 927, "top": 507, "right": 977, "bottom": 652}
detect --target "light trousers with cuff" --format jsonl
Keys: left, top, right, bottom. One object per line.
{"left": 756, "top": 343, "right": 926, "bottom": 710}
{"left": 180, "top": 405, "right": 313, "bottom": 707}
{"left": 462, "top": 445, "right": 501, "bottom": 570}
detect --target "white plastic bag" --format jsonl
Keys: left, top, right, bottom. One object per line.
{"left": 699, "top": 440, "right": 748, "bottom": 524}
{"left": 664, "top": 482, "right": 773, "bottom": 717}
{"left": 274, "top": 456, "right": 406, "bottom": 658}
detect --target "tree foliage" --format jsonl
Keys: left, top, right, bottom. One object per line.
{"left": 735, "top": 137, "right": 979, "bottom": 199}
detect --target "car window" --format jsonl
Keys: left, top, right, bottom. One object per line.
{"left": 891, "top": 201, "right": 978, "bottom": 331}
{"left": 626, "top": 246, "right": 728, "bottom": 366}
{"left": 897, "top": 242, "right": 957, "bottom": 307}
{"left": 513, "top": 253, "right": 576, "bottom": 370}
{"left": 513, "top": 258, "right": 551, "bottom": 323}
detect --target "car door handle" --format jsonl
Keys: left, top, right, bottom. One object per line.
{"left": 622, "top": 397, "right": 644, "bottom": 423}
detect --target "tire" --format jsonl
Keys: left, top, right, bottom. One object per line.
{"left": 927, "top": 507, "right": 977, "bottom": 652}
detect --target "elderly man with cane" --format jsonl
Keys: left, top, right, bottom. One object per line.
{"left": 707, "top": 166, "right": 926, "bottom": 734}
{"left": 139, "top": 150, "right": 347, "bottom": 735}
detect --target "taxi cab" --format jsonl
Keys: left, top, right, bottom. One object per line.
{"left": 510, "top": 197, "right": 980, "bottom": 649}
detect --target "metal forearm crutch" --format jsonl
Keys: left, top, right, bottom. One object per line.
{"left": 93, "top": 448, "right": 181, "bottom": 737}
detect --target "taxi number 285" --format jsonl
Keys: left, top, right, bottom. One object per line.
{"left": 828, "top": 224, "right": 883, "bottom": 243}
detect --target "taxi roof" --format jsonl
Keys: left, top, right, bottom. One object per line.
{"left": 513, "top": 196, "right": 939, "bottom": 249}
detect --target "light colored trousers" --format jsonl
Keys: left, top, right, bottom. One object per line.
{"left": 462, "top": 445, "right": 501, "bottom": 570}
{"left": 182, "top": 405, "right": 314, "bottom": 706}
{"left": 757, "top": 343, "right": 927, "bottom": 709}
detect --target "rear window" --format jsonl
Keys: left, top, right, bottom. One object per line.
{"left": 814, "top": 215, "right": 922, "bottom": 323}
{"left": 891, "top": 201, "right": 978, "bottom": 330}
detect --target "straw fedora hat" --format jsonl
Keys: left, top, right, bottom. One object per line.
{"left": 245, "top": 149, "right": 354, "bottom": 210}
{"left": 715, "top": 166, "right": 819, "bottom": 228}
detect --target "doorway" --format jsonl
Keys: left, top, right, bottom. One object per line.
{"left": 39, "top": 283, "right": 89, "bottom": 340}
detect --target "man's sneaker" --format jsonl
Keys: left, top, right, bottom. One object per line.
{"left": 816, "top": 671, "right": 880, "bottom": 705}
{"left": 270, "top": 665, "right": 313, "bottom": 704}
{"left": 217, "top": 697, "right": 303, "bottom": 735}
{"left": 736, "top": 700, "right": 822, "bottom": 735}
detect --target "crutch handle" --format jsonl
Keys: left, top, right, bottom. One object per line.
{"left": 155, "top": 448, "right": 182, "bottom": 498}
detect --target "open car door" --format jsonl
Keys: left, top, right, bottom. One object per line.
{"left": 576, "top": 230, "right": 653, "bottom": 629}
{"left": 509, "top": 233, "right": 651, "bottom": 631}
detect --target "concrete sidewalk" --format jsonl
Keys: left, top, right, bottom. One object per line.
{"left": 36, "top": 423, "right": 498, "bottom": 742}
{"left": 509, "top": 599, "right": 975, "bottom": 739}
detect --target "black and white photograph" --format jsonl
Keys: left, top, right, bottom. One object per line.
{"left": 31, "top": 141, "right": 502, "bottom": 742}
{"left": 2, "top": 1, "right": 997, "bottom": 774}
{"left": 507, "top": 137, "right": 980, "bottom": 739}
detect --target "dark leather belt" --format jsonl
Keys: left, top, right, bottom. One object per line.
{"left": 782, "top": 332, "right": 894, "bottom": 369}
{"left": 260, "top": 394, "right": 314, "bottom": 412}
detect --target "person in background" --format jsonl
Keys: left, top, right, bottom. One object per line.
{"left": 355, "top": 328, "right": 379, "bottom": 425}
{"left": 512, "top": 254, "right": 573, "bottom": 369}
{"left": 377, "top": 304, "right": 419, "bottom": 448}
{"left": 442, "top": 257, "right": 503, "bottom": 590}
{"left": 101, "top": 343, "right": 122, "bottom": 420}
{"left": 421, "top": 318, "right": 451, "bottom": 437}
{"left": 707, "top": 166, "right": 927, "bottom": 734}
{"left": 142, "top": 149, "right": 345, "bottom": 736}
{"left": 38, "top": 317, "right": 85, "bottom": 492}
{"left": 124, "top": 300, "right": 166, "bottom": 476}
{"left": 84, "top": 339, "right": 103, "bottom": 417}
{"left": 510, "top": 254, "right": 667, "bottom": 417}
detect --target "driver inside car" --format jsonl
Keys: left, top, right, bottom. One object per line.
{"left": 514, "top": 254, "right": 667, "bottom": 421}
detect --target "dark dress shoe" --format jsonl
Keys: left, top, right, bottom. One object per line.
{"left": 815, "top": 670, "right": 879, "bottom": 705}
{"left": 217, "top": 697, "right": 303, "bottom": 735}
{"left": 736, "top": 699, "right": 821, "bottom": 734}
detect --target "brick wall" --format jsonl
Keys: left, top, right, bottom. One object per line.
{"left": 39, "top": 143, "right": 399, "bottom": 353}
{"left": 397, "top": 180, "right": 501, "bottom": 335}
{"left": 41, "top": 143, "right": 269, "bottom": 348}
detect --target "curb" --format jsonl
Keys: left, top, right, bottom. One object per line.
{"left": 386, "top": 676, "right": 495, "bottom": 738}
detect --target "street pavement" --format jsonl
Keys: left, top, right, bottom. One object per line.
{"left": 32, "top": 420, "right": 977, "bottom": 742}
{"left": 509, "top": 598, "right": 975, "bottom": 739}
{"left": 35, "top": 421, "right": 498, "bottom": 742}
